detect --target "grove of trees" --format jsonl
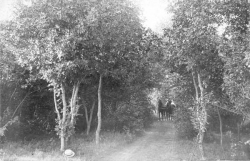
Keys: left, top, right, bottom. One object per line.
{"left": 0, "top": 0, "right": 161, "bottom": 151}
{"left": 160, "top": 0, "right": 250, "bottom": 159}
{"left": 0, "top": 0, "right": 250, "bottom": 160}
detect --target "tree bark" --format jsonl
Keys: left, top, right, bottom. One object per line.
{"left": 60, "top": 84, "right": 67, "bottom": 151}
{"left": 192, "top": 70, "right": 199, "bottom": 102}
{"left": 197, "top": 73, "right": 203, "bottom": 101}
{"left": 197, "top": 72, "right": 206, "bottom": 160}
{"left": 0, "top": 79, "right": 2, "bottom": 127}
{"left": 53, "top": 86, "right": 61, "bottom": 123}
{"left": 53, "top": 82, "right": 81, "bottom": 151}
{"left": 53, "top": 85, "right": 64, "bottom": 151}
{"left": 96, "top": 74, "right": 103, "bottom": 145}
{"left": 84, "top": 100, "right": 95, "bottom": 135}
{"left": 198, "top": 131, "right": 205, "bottom": 160}
{"left": 237, "top": 121, "right": 241, "bottom": 142}
{"left": 70, "top": 81, "right": 80, "bottom": 125}
{"left": 192, "top": 70, "right": 207, "bottom": 160}
{"left": 0, "top": 71, "right": 2, "bottom": 127}
{"left": 216, "top": 106, "right": 223, "bottom": 146}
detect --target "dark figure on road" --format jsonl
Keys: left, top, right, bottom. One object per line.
{"left": 158, "top": 99, "right": 165, "bottom": 121}
{"left": 166, "top": 100, "right": 174, "bottom": 121}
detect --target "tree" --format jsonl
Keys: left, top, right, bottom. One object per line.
{"left": 0, "top": 24, "right": 26, "bottom": 138}
{"left": 4, "top": 0, "right": 156, "bottom": 148}
{"left": 216, "top": 2, "right": 250, "bottom": 148}
{"left": 72, "top": 0, "right": 152, "bottom": 144}
{"left": 219, "top": 0, "right": 250, "bottom": 117}
{"left": 5, "top": 0, "right": 95, "bottom": 151}
{"left": 80, "top": 82, "right": 97, "bottom": 135}
{"left": 164, "top": 0, "right": 223, "bottom": 159}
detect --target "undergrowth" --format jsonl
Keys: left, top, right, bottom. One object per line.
{"left": 0, "top": 127, "right": 241, "bottom": 161}
{"left": 0, "top": 131, "right": 136, "bottom": 161}
{"left": 174, "top": 139, "right": 232, "bottom": 160}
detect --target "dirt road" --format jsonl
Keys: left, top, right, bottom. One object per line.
{"left": 96, "top": 121, "right": 196, "bottom": 161}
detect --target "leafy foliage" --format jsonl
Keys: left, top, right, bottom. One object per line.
{"left": 174, "top": 105, "right": 197, "bottom": 139}
{"left": 0, "top": 0, "right": 160, "bottom": 148}
{"left": 219, "top": 0, "right": 250, "bottom": 115}
{"left": 103, "top": 91, "right": 153, "bottom": 134}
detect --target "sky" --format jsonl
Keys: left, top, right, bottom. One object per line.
{"left": 134, "top": 0, "right": 173, "bottom": 33}
{"left": 0, "top": 0, "right": 172, "bottom": 34}
{"left": 0, "top": 0, "right": 15, "bottom": 21}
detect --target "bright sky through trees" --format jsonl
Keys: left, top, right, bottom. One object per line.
{"left": 0, "top": 0, "right": 172, "bottom": 33}
{"left": 0, "top": 0, "right": 15, "bottom": 21}
{"left": 134, "top": 0, "right": 172, "bottom": 33}
{"left": 0, "top": 0, "right": 226, "bottom": 36}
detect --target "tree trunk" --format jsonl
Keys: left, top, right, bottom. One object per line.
{"left": 0, "top": 71, "right": 2, "bottom": 127}
{"left": 0, "top": 80, "right": 2, "bottom": 127}
{"left": 53, "top": 82, "right": 81, "bottom": 151}
{"left": 63, "top": 81, "right": 80, "bottom": 147}
{"left": 84, "top": 100, "right": 95, "bottom": 135}
{"left": 197, "top": 72, "right": 207, "bottom": 160}
{"left": 198, "top": 131, "right": 205, "bottom": 160}
{"left": 237, "top": 121, "right": 241, "bottom": 142}
{"left": 96, "top": 74, "right": 103, "bottom": 145}
{"left": 197, "top": 73, "right": 203, "bottom": 101}
{"left": 60, "top": 84, "right": 67, "bottom": 151}
{"left": 192, "top": 70, "right": 199, "bottom": 102}
{"left": 70, "top": 81, "right": 80, "bottom": 125}
{"left": 192, "top": 70, "right": 207, "bottom": 160}
{"left": 53, "top": 86, "right": 61, "bottom": 123}
{"left": 53, "top": 85, "right": 64, "bottom": 151}
{"left": 216, "top": 106, "right": 223, "bottom": 146}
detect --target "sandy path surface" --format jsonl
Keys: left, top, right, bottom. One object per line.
{"left": 96, "top": 121, "right": 191, "bottom": 161}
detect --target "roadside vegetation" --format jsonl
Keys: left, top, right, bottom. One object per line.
{"left": 0, "top": 131, "right": 140, "bottom": 161}
{"left": 0, "top": 0, "right": 250, "bottom": 160}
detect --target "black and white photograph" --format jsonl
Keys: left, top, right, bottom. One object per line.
{"left": 0, "top": 0, "right": 250, "bottom": 160}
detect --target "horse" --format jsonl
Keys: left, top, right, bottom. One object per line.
{"left": 157, "top": 100, "right": 166, "bottom": 121}
{"left": 165, "top": 100, "right": 175, "bottom": 121}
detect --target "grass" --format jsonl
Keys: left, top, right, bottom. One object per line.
{"left": 0, "top": 129, "right": 245, "bottom": 161}
{"left": 173, "top": 139, "right": 231, "bottom": 160}
{"left": 204, "top": 142, "right": 232, "bottom": 160}
{"left": 0, "top": 131, "right": 135, "bottom": 161}
{"left": 174, "top": 139, "right": 248, "bottom": 161}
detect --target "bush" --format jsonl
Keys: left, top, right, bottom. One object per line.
{"left": 4, "top": 110, "right": 55, "bottom": 141}
{"left": 102, "top": 92, "right": 154, "bottom": 134}
{"left": 173, "top": 105, "right": 197, "bottom": 139}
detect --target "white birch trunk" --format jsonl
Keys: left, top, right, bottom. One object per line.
{"left": 60, "top": 84, "right": 67, "bottom": 151}
{"left": 84, "top": 100, "right": 95, "bottom": 135}
{"left": 96, "top": 74, "right": 103, "bottom": 145}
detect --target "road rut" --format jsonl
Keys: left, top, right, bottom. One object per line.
{"left": 96, "top": 121, "right": 192, "bottom": 161}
